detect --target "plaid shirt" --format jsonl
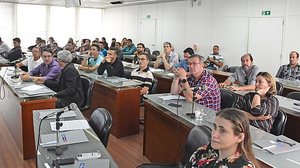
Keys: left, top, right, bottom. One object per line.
{"left": 187, "top": 70, "right": 221, "bottom": 111}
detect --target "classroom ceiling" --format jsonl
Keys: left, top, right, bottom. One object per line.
{"left": 0, "top": 0, "right": 186, "bottom": 8}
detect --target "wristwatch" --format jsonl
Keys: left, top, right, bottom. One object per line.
{"left": 181, "top": 79, "right": 187, "bottom": 83}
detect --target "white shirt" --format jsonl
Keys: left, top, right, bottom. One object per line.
{"left": 21, "top": 57, "right": 43, "bottom": 71}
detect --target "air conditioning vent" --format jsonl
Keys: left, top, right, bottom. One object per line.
{"left": 110, "top": 1, "right": 123, "bottom": 5}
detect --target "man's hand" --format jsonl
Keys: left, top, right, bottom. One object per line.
{"left": 174, "top": 67, "right": 187, "bottom": 80}
{"left": 219, "top": 83, "right": 227, "bottom": 88}
{"left": 21, "top": 73, "right": 30, "bottom": 81}
{"left": 34, "top": 77, "right": 45, "bottom": 84}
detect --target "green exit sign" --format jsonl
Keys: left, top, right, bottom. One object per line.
{"left": 262, "top": 11, "right": 271, "bottom": 16}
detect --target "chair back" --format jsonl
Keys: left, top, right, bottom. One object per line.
{"left": 270, "top": 108, "right": 287, "bottom": 136}
{"left": 220, "top": 88, "right": 239, "bottom": 109}
{"left": 89, "top": 108, "right": 112, "bottom": 147}
{"left": 181, "top": 125, "right": 211, "bottom": 166}
{"left": 286, "top": 91, "right": 300, "bottom": 101}
{"left": 124, "top": 69, "right": 132, "bottom": 79}
{"left": 145, "top": 48, "right": 151, "bottom": 55}
{"left": 151, "top": 50, "right": 160, "bottom": 61}
{"left": 150, "top": 78, "right": 158, "bottom": 94}
{"left": 80, "top": 76, "right": 93, "bottom": 111}
{"left": 276, "top": 81, "right": 284, "bottom": 96}
{"left": 227, "top": 66, "right": 239, "bottom": 73}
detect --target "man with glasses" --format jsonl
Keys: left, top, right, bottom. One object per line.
{"left": 154, "top": 42, "right": 179, "bottom": 70}
{"left": 219, "top": 53, "right": 260, "bottom": 91}
{"left": 21, "top": 48, "right": 61, "bottom": 83}
{"left": 37, "top": 50, "right": 84, "bottom": 108}
{"left": 171, "top": 54, "right": 221, "bottom": 111}
{"left": 131, "top": 53, "right": 154, "bottom": 95}
{"left": 78, "top": 44, "right": 104, "bottom": 72}
{"left": 97, "top": 47, "right": 124, "bottom": 77}
{"left": 133, "top": 43, "right": 147, "bottom": 64}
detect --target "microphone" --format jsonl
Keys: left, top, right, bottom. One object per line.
{"left": 43, "top": 103, "right": 78, "bottom": 119}
{"left": 185, "top": 85, "right": 208, "bottom": 119}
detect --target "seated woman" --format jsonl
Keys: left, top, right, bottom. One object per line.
{"left": 187, "top": 108, "right": 256, "bottom": 168}
{"left": 38, "top": 50, "right": 84, "bottom": 108}
{"left": 238, "top": 72, "right": 279, "bottom": 132}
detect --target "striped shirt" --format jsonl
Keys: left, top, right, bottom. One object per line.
{"left": 239, "top": 92, "right": 279, "bottom": 132}
{"left": 131, "top": 67, "right": 154, "bottom": 94}
{"left": 205, "top": 54, "right": 224, "bottom": 70}
{"left": 276, "top": 64, "right": 300, "bottom": 80}
{"left": 187, "top": 70, "right": 221, "bottom": 111}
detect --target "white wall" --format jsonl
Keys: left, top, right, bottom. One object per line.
{"left": 1, "top": 0, "right": 300, "bottom": 75}
{"left": 102, "top": 0, "right": 300, "bottom": 75}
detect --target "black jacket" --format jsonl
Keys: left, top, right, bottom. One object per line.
{"left": 45, "top": 63, "right": 84, "bottom": 107}
{"left": 97, "top": 58, "right": 124, "bottom": 77}
{"left": 7, "top": 46, "right": 22, "bottom": 62}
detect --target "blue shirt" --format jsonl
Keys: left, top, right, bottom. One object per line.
{"left": 29, "top": 60, "right": 61, "bottom": 80}
{"left": 174, "top": 59, "right": 189, "bottom": 71}
{"left": 88, "top": 55, "right": 103, "bottom": 66}
{"left": 101, "top": 48, "right": 107, "bottom": 56}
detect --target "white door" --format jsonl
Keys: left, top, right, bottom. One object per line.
{"left": 139, "top": 19, "right": 156, "bottom": 53}
{"left": 248, "top": 17, "right": 284, "bottom": 76}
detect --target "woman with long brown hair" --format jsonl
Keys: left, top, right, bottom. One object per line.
{"left": 238, "top": 71, "right": 279, "bottom": 132}
{"left": 187, "top": 108, "right": 257, "bottom": 168}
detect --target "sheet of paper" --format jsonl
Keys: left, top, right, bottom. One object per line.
{"left": 39, "top": 110, "right": 77, "bottom": 119}
{"left": 159, "top": 95, "right": 186, "bottom": 101}
{"left": 50, "top": 120, "right": 90, "bottom": 131}
{"left": 21, "top": 84, "right": 44, "bottom": 91}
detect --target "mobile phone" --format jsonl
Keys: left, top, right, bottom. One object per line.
{"left": 168, "top": 103, "right": 182, "bottom": 108}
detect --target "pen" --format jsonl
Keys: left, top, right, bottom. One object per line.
{"left": 61, "top": 134, "right": 67, "bottom": 142}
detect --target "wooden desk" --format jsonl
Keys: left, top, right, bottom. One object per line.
{"left": 0, "top": 69, "right": 56, "bottom": 160}
{"left": 78, "top": 70, "right": 141, "bottom": 138}
{"left": 143, "top": 94, "right": 300, "bottom": 168}
{"left": 33, "top": 108, "right": 119, "bottom": 168}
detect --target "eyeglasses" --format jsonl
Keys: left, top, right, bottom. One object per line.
{"left": 188, "top": 62, "right": 201, "bottom": 66}
{"left": 276, "top": 138, "right": 296, "bottom": 147}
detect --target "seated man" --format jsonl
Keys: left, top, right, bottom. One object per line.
{"left": 154, "top": 42, "right": 179, "bottom": 70}
{"left": 122, "top": 39, "right": 137, "bottom": 55}
{"left": 0, "top": 37, "right": 22, "bottom": 64}
{"left": 171, "top": 54, "right": 221, "bottom": 111}
{"left": 276, "top": 51, "right": 300, "bottom": 80}
{"left": 21, "top": 48, "right": 61, "bottom": 82}
{"left": 115, "top": 42, "right": 124, "bottom": 61}
{"left": 99, "top": 41, "right": 108, "bottom": 56}
{"left": 174, "top": 47, "right": 194, "bottom": 71}
{"left": 16, "top": 47, "right": 43, "bottom": 71}
{"left": 131, "top": 53, "right": 154, "bottom": 95}
{"left": 97, "top": 48, "right": 124, "bottom": 77}
{"left": 204, "top": 45, "right": 224, "bottom": 70}
{"left": 219, "top": 53, "right": 260, "bottom": 91}
{"left": 78, "top": 44, "right": 104, "bottom": 72}
{"left": 133, "top": 43, "right": 148, "bottom": 64}
{"left": 39, "top": 50, "right": 84, "bottom": 108}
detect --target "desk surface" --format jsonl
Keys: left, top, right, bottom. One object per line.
{"left": 0, "top": 67, "right": 56, "bottom": 99}
{"left": 144, "top": 93, "right": 300, "bottom": 168}
{"left": 33, "top": 108, "right": 118, "bottom": 168}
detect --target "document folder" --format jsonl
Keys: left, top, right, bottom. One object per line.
{"left": 40, "top": 129, "right": 89, "bottom": 147}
